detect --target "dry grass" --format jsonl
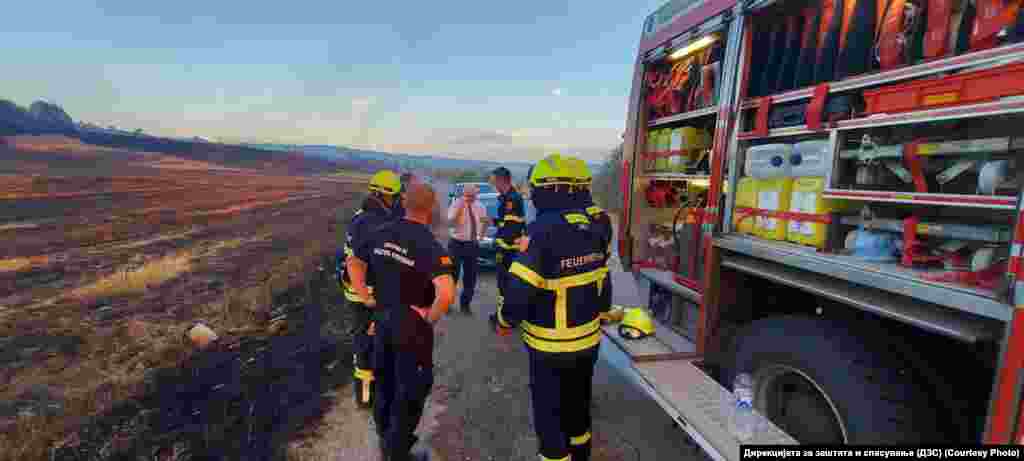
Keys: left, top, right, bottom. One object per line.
{"left": 0, "top": 257, "right": 32, "bottom": 273}
{"left": 69, "top": 251, "right": 193, "bottom": 299}
{"left": 5, "top": 135, "right": 124, "bottom": 157}
{"left": 109, "top": 229, "right": 198, "bottom": 251}
{"left": 0, "top": 317, "right": 194, "bottom": 461}
{"left": 0, "top": 226, "right": 338, "bottom": 459}
{"left": 0, "top": 222, "right": 40, "bottom": 232}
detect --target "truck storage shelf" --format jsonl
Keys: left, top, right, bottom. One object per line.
{"left": 648, "top": 106, "right": 718, "bottom": 127}
{"left": 720, "top": 253, "right": 1002, "bottom": 343}
{"left": 836, "top": 97, "right": 1024, "bottom": 131}
{"left": 737, "top": 97, "right": 1024, "bottom": 142}
{"left": 822, "top": 189, "right": 1017, "bottom": 211}
{"left": 632, "top": 359, "right": 797, "bottom": 461}
{"left": 837, "top": 216, "right": 1012, "bottom": 242}
{"left": 637, "top": 268, "right": 702, "bottom": 303}
{"left": 642, "top": 173, "right": 712, "bottom": 181}
{"left": 736, "top": 125, "right": 818, "bottom": 141}
{"left": 740, "top": 42, "right": 1024, "bottom": 109}
{"left": 714, "top": 235, "right": 1011, "bottom": 322}
{"left": 601, "top": 317, "right": 697, "bottom": 362}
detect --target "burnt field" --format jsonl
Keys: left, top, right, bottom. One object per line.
{"left": 0, "top": 135, "right": 367, "bottom": 459}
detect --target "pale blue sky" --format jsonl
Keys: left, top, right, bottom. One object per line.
{"left": 1, "top": 1, "right": 665, "bottom": 162}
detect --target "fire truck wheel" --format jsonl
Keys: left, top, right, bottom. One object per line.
{"left": 726, "top": 315, "right": 950, "bottom": 444}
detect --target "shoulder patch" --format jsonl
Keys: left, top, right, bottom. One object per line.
{"left": 440, "top": 256, "right": 453, "bottom": 266}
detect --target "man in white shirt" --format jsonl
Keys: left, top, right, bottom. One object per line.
{"left": 446, "top": 184, "right": 489, "bottom": 315}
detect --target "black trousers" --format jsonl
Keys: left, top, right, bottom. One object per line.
{"left": 496, "top": 249, "right": 516, "bottom": 310}
{"left": 448, "top": 239, "right": 479, "bottom": 308}
{"left": 350, "top": 299, "right": 375, "bottom": 406}
{"left": 374, "top": 311, "right": 434, "bottom": 461}
{"left": 528, "top": 346, "right": 600, "bottom": 461}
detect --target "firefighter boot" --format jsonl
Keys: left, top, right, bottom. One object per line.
{"left": 377, "top": 435, "right": 390, "bottom": 461}
{"left": 354, "top": 321, "right": 376, "bottom": 408}
{"left": 569, "top": 436, "right": 592, "bottom": 461}
{"left": 353, "top": 369, "right": 375, "bottom": 408}
{"left": 388, "top": 435, "right": 429, "bottom": 461}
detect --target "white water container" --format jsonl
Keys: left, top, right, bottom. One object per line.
{"left": 745, "top": 144, "right": 792, "bottom": 179}
{"left": 790, "top": 140, "right": 832, "bottom": 178}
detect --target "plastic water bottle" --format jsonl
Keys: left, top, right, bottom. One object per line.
{"left": 733, "top": 373, "right": 755, "bottom": 441}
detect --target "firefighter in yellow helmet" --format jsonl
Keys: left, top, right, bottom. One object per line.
{"left": 490, "top": 153, "right": 613, "bottom": 461}
{"left": 338, "top": 169, "right": 401, "bottom": 408}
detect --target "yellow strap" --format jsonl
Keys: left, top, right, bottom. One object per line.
{"left": 510, "top": 264, "right": 609, "bottom": 329}
{"left": 522, "top": 318, "right": 599, "bottom": 341}
{"left": 510, "top": 262, "right": 546, "bottom": 288}
{"left": 343, "top": 245, "right": 354, "bottom": 257}
{"left": 540, "top": 454, "right": 570, "bottom": 461}
{"left": 522, "top": 330, "right": 601, "bottom": 353}
{"left": 564, "top": 213, "right": 589, "bottom": 225}
{"left": 343, "top": 283, "right": 374, "bottom": 302}
{"left": 497, "top": 301, "right": 512, "bottom": 328}
{"left": 570, "top": 431, "right": 592, "bottom": 446}
{"left": 354, "top": 367, "right": 375, "bottom": 381}
{"left": 502, "top": 215, "right": 525, "bottom": 223}
{"left": 509, "top": 263, "right": 609, "bottom": 291}
{"left": 586, "top": 206, "right": 604, "bottom": 216}
{"left": 495, "top": 238, "right": 520, "bottom": 250}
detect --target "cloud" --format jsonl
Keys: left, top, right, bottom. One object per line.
{"left": 351, "top": 97, "right": 374, "bottom": 107}
{"left": 551, "top": 88, "right": 563, "bottom": 96}
{"left": 388, "top": 127, "right": 618, "bottom": 163}
{"left": 447, "top": 131, "right": 521, "bottom": 146}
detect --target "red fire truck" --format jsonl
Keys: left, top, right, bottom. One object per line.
{"left": 609, "top": 0, "right": 1024, "bottom": 458}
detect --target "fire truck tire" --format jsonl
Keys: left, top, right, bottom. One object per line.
{"left": 726, "top": 315, "right": 950, "bottom": 444}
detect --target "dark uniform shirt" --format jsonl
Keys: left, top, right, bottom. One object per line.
{"left": 498, "top": 208, "right": 612, "bottom": 354}
{"left": 495, "top": 188, "right": 527, "bottom": 251}
{"left": 354, "top": 219, "right": 455, "bottom": 365}
{"left": 340, "top": 196, "right": 394, "bottom": 301}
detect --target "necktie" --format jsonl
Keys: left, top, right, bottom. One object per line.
{"left": 467, "top": 201, "right": 477, "bottom": 242}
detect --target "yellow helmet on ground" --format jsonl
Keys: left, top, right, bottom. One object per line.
{"left": 618, "top": 307, "right": 655, "bottom": 340}
{"left": 369, "top": 170, "right": 401, "bottom": 195}
{"left": 529, "top": 153, "right": 584, "bottom": 188}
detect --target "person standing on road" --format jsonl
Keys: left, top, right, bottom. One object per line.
{"left": 491, "top": 153, "right": 613, "bottom": 461}
{"left": 446, "top": 183, "right": 489, "bottom": 315}
{"left": 490, "top": 166, "right": 526, "bottom": 315}
{"left": 338, "top": 169, "right": 402, "bottom": 408}
{"left": 348, "top": 182, "right": 456, "bottom": 461}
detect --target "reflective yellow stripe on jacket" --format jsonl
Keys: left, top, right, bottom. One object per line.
{"left": 495, "top": 238, "right": 520, "bottom": 250}
{"left": 509, "top": 262, "right": 608, "bottom": 353}
{"left": 342, "top": 281, "right": 374, "bottom": 303}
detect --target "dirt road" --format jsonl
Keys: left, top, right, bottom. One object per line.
{"left": 290, "top": 264, "right": 703, "bottom": 460}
